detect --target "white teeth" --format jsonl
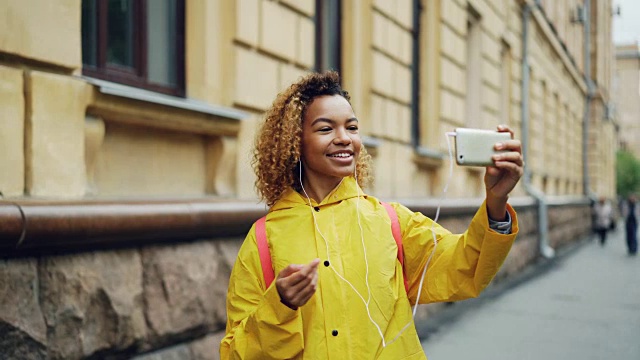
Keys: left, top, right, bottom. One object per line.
{"left": 328, "top": 153, "right": 352, "bottom": 158}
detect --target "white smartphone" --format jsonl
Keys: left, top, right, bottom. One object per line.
{"left": 454, "top": 128, "right": 511, "bottom": 167}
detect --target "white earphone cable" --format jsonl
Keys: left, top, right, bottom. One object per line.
{"left": 299, "top": 164, "right": 387, "bottom": 344}
{"left": 385, "top": 131, "right": 456, "bottom": 346}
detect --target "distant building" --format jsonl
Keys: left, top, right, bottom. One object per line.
{"left": 614, "top": 43, "right": 640, "bottom": 158}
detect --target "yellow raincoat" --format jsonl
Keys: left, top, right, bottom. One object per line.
{"left": 221, "top": 177, "right": 518, "bottom": 359}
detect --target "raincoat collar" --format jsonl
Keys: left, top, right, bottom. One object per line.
{"left": 271, "top": 176, "right": 366, "bottom": 211}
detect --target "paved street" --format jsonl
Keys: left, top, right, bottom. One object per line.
{"left": 421, "top": 228, "right": 640, "bottom": 360}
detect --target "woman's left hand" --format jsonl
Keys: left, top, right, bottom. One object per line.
{"left": 484, "top": 125, "right": 524, "bottom": 218}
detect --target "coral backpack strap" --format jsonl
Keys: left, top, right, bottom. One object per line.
{"left": 255, "top": 216, "right": 275, "bottom": 289}
{"left": 380, "top": 202, "right": 410, "bottom": 294}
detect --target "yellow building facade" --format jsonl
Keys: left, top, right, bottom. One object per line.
{"left": 0, "top": 0, "right": 617, "bottom": 202}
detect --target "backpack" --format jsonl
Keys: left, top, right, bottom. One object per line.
{"left": 255, "top": 202, "right": 409, "bottom": 294}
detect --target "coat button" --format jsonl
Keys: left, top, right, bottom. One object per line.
{"left": 332, "top": 330, "right": 338, "bottom": 336}
{"left": 324, "top": 260, "right": 330, "bottom": 267}
{"left": 314, "top": 206, "right": 320, "bottom": 212}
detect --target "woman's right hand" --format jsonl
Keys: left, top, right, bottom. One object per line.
{"left": 275, "top": 258, "right": 320, "bottom": 310}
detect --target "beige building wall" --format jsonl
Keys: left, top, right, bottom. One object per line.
{"left": 0, "top": 0, "right": 248, "bottom": 199}
{"left": 367, "top": 0, "right": 425, "bottom": 199}
{"left": 589, "top": 0, "right": 617, "bottom": 199}
{"left": 538, "top": 0, "right": 586, "bottom": 73}
{"left": 232, "top": 0, "right": 315, "bottom": 198}
{"left": 0, "top": 0, "right": 618, "bottom": 202}
{"left": 407, "top": 0, "right": 614, "bottom": 199}
{"left": 531, "top": 0, "right": 616, "bottom": 198}
{"left": 514, "top": 0, "right": 584, "bottom": 197}
{"left": 0, "top": 65, "right": 24, "bottom": 197}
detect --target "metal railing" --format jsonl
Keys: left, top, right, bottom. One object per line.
{"left": 0, "top": 199, "right": 267, "bottom": 256}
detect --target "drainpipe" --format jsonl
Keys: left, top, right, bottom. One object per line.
{"left": 582, "top": 0, "right": 597, "bottom": 200}
{"left": 411, "top": 0, "right": 421, "bottom": 148}
{"left": 521, "top": 1, "right": 555, "bottom": 258}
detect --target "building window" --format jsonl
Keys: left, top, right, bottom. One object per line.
{"left": 465, "top": 6, "right": 481, "bottom": 128}
{"left": 540, "top": 80, "right": 547, "bottom": 171}
{"left": 411, "top": 0, "right": 422, "bottom": 147}
{"left": 500, "top": 40, "right": 511, "bottom": 127}
{"left": 81, "top": 0, "right": 185, "bottom": 97}
{"left": 315, "top": 0, "right": 341, "bottom": 72}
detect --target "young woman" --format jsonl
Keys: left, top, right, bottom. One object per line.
{"left": 220, "top": 72, "right": 523, "bottom": 359}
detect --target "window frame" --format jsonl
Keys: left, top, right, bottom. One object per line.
{"left": 315, "top": 0, "right": 342, "bottom": 73}
{"left": 464, "top": 6, "right": 482, "bottom": 129}
{"left": 82, "top": 0, "right": 186, "bottom": 97}
{"left": 411, "top": 0, "right": 422, "bottom": 148}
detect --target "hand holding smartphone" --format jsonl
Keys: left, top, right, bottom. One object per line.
{"left": 454, "top": 128, "right": 511, "bottom": 167}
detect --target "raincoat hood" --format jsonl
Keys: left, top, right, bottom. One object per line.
{"left": 270, "top": 176, "right": 363, "bottom": 212}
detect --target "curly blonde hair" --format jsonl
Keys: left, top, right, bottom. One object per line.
{"left": 253, "top": 71, "right": 372, "bottom": 206}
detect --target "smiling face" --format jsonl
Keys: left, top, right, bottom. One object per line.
{"left": 300, "top": 95, "right": 362, "bottom": 188}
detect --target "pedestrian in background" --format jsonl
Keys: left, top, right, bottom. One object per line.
{"left": 621, "top": 194, "right": 639, "bottom": 255}
{"left": 592, "top": 196, "right": 613, "bottom": 246}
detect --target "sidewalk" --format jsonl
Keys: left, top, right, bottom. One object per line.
{"left": 420, "top": 228, "right": 640, "bottom": 360}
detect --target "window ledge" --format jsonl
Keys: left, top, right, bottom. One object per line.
{"left": 82, "top": 76, "right": 247, "bottom": 121}
{"left": 362, "top": 136, "right": 381, "bottom": 157}
{"left": 413, "top": 146, "right": 444, "bottom": 169}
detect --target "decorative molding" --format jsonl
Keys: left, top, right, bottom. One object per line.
{"left": 412, "top": 146, "right": 444, "bottom": 169}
